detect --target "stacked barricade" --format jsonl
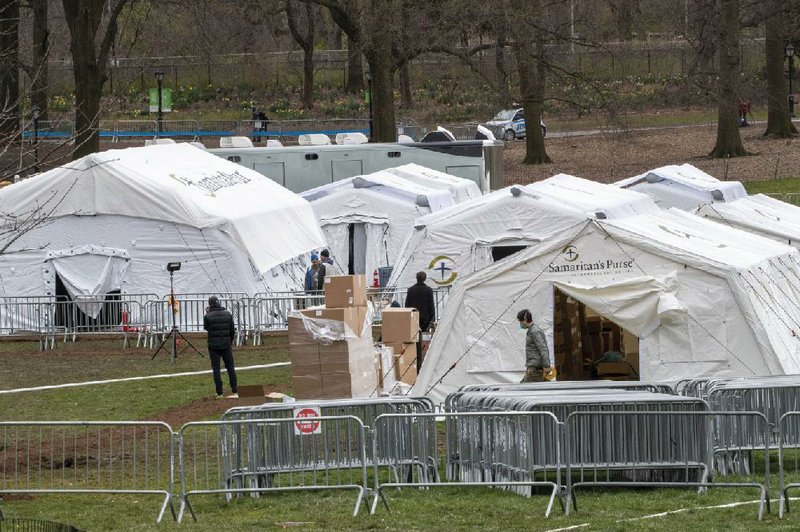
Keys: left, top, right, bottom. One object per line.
{"left": 0, "top": 421, "right": 176, "bottom": 523}
{"left": 679, "top": 375, "right": 800, "bottom": 475}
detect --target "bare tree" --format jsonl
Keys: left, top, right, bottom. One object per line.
{"left": 709, "top": 0, "right": 748, "bottom": 157}
{"left": 28, "top": 0, "right": 48, "bottom": 121}
{"left": 763, "top": 0, "right": 797, "bottom": 137}
{"left": 62, "top": 0, "right": 129, "bottom": 160}
{"left": 0, "top": 0, "right": 21, "bottom": 139}
{"left": 345, "top": 35, "right": 362, "bottom": 93}
{"left": 286, "top": 0, "right": 316, "bottom": 109}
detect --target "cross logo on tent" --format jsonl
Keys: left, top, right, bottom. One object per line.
{"left": 562, "top": 246, "right": 579, "bottom": 262}
{"left": 428, "top": 255, "right": 457, "bottom": 285}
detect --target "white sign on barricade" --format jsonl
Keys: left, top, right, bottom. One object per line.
{"left": 293, "top": 406, "right": 322, "bottom": 435}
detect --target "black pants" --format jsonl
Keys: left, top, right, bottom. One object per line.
{"left": 209, "top": 345, "right": 237, "bottom": 395}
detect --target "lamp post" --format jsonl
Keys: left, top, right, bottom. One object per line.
{"left": 31, "top": 105, "right": 40, "bottom": 173}
{"left": 365, "top": 70, "right": 374, "bottom": 142}
{"left": 154, "top": 69, "right": 165, "bottom": 134}
{"left": 787, "top": 44, "right": 795, "bottom": 118}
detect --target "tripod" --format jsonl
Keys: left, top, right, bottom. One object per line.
{"left": 152, "top": 270, "right": 204, "bottom": 362}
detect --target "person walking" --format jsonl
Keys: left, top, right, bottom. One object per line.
{"left": 203, "top": 296, "right": 238, "bottom": 399}
{"left": 405, "top": 271, "right": 435, "bottom": 371}
{"left": 517, "top": 309, "right": 554, "bottom": 383}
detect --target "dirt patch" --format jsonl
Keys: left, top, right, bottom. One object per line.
{"left": 504, "top": 124, "right": 800, "bottom": 185}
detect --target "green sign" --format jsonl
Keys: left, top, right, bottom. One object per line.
{"left": 149, "top": 88, "right": 173, "bottom": 113}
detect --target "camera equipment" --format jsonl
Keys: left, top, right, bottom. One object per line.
{"left": 152, "top": 261, "right": 203, "bottom": 362}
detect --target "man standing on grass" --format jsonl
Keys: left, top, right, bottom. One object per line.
{"left": 203, "top": 296, "right": 238, "bottom": 399}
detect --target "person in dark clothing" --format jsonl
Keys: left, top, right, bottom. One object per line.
{"left": 517, "top": 308, "right": 553, "bottom": 383}
{"left": 304, "top": 252, "right": 326, "bottom": 292}
{"left": 203, "top": 296, "right": 238, "bottom": 399}
{"left": 405, "top": 271, "right": 436, "bottom": 371}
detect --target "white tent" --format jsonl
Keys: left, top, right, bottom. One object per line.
{"left": 616, "top": 163, "right": 748, "bottom": 210}
{"left": 617, "top": 164, "right": 800, "bottom": 247}
{"left": 0, "top": 144, "right": 325, "bottom": 302}
{"left": 388, "top": 174, "right": 658, "bottom": 291}
{"left": 300, "top": 165, "right": 481, "bottom": 279}
{"left": 413, "top": 181, "right": 800, "bottom": 404}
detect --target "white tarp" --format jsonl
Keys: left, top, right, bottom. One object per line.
{"left": 0, "top": 144, "right": 325, "bottom": 298}
{"left": 695, "top": 194, "right": 800, "bottom": 247}
{"left": 388, "top": 174, "right": 660, "bottom": 291}
{"left": 301, "top": 165, "right": 479, "bottom": 279}
{"left": 413, "top": 185, "right": 800, "bottom": 404}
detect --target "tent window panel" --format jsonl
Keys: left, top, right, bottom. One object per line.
{"left": 491, "top": 245, "right": 527, "bottom": 262}
{"left": 348, "top": 223, "right": 367, "bottom": 275}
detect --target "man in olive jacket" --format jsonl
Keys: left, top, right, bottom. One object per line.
{"left": 517, "top": 308, "right": 554, "bottom": 383}
{"left": 203, "top": 296, "right": 238, "bottom": 398}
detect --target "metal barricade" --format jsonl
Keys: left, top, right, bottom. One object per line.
{"left": 778, "top": 411, "right": 800, "bottom": 517}
{"left": 0, "top": 421, "right": 175, "bottom": 523}
{"left": 370, "top": 411, "right": 563, "bottom": 517}
{"left": 111, "top": 120, "right": 157, "bottom": 141}
{"left": 0, "top": 299, "right": 62, "bottom": 349}
{"left": 177, "top": 416, "right": 369, "bottom": 522}
{"left": 564, "top": 411, "right": 770, "bottom": 520}
{"left": 156, "top": 120, "right": 201, "bottom": 139}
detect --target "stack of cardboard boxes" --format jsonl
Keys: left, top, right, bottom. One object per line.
{"left": 381, "top": 308, "right": 420, "bottom": 385}
{"left": 289, "top": 275, "right": 374, "bottom": 399}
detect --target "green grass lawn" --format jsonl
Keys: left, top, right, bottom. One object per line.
{"left": 744, "top": 177, "right": 800, "bottom": 196}
{"left": 3, "top": 338, "right": 800, "bottom": 530}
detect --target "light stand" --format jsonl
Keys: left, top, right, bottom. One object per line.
{"left": 365, "top": 70, "right": 374, "bottom": 142}
{"left": 786, "top": 44, "right": 795, "bottom": 117}
{"left": 155, "top": 70, "right": 165, "bottom": 134}
{"left": 152, "top": 263, "right": 204, "bottom": 362}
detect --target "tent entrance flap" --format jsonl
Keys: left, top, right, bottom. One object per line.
{"left": 349, "top": 223, "right": 367, "bottom": 275}
{"left": 45, "top": 246, "right": 130, "bottom": 318}
{"left": 552, "top": 287, "right": 640, "bottom": 381}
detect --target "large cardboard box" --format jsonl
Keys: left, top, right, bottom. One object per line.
{"left": 324, "top": 275, "right": 367, "bottom": 308}
{"left": 300, "top": 306, "right": 368, "bottom": 336}
{"left": 236, "top": 384, "right": 267, "bottom": 406}
{"left": 386, "top": 342, "right": 417, "bottom": 384}
{"left": 381, "top": 308, "right": 419, "bottom": 343}
{"left": 293, "top": 374, "right": 324, "bottom": 399}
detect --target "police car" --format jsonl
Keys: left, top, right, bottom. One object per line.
{"left": 484, "top": 107, "right": 547, "bottom": 141}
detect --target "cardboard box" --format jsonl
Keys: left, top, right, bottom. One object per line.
{"left": 324, "top": 275, "right": 367, "bottom": 308}
{"left": 293, "top": 374, "right": 324, "bottom": 399}
{"left": 322, "top": 372, "right": 353, "bottom": 398}
{"left": 300, "top": 306, "right": 368, "bottom": 336}
{"left": 389, "top": 342, "right": 417, "bottom": 384}
{"left": 235, "top": 384, "right": 267, "bottom": 406}
{"left": 381, "top": 308, "right": 419, "bottom": 343}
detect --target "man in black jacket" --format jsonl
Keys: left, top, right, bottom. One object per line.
{"left": 405, "top": 271, "right": 435, "bottom": 371}
{"left": 203, "top": 296, "right": 238, "bottom": 399}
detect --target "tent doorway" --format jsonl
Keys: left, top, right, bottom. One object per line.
{"left": 552, "top": 287, "right": 640, "bottom": 381}
{"left": 347, "top": 223, "right": 367, "bottom": 275}
{"left": 491, "top": 245, "right": 526, "bottom": 262}
{"left": 54, "top": 274, "right": 122, "bottom": 330}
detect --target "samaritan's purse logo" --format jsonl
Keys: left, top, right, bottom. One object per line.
{"left": 548, "top": 245, "right": 634, "bottom": 274}
{"left": 428, "top": 255, "right": 457, "bottom": 285}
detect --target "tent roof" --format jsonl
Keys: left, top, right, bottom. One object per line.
{"left": 382, "top": 163, "right": 482, "bottom": 203}
{"left": 523, "top": 173, "right": 660, "bottom": 218}
{"left": 616, "top": 163, "right": 748, "bottom": 205}
{"left": 300, "top": 167, "right": 463, "bottom": 212}
{"left": 0, "top": 143, "right": 324, "bottom": 273}
{"left": 696, "top": 194, "right": 800, "bottom": 244}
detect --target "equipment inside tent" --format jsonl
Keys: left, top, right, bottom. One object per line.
{"left": 0, "top": 143, "right": 325, "bottom": 304}
{"left": 411, "top": 176, "right": 800, "bottom": 404}
{"left": 300, "top": 165, "right": 480, "bottom": 278}
{"left": 617, "top": 163, "right": 800, "bottom": 248}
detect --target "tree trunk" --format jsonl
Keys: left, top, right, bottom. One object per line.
{"left": 399, "top": 62, "right": 412, "bottom": 108}
{"left": 366, "top": 46, "right": 396, "bottom": 143}
{"left": 514, "top": 41, "right": 551, "bottom": 165}
{"left": 0, "top": 0, "right": 20, "bottom": 139}
{"left": 709, "top": 0, "right": 747, "bottom": 158}
{"left": 31, "top": 0, "right": 49, "bottom": 121}
{"left": 287, "top": 0, "right": 316, "bottom": 110}
{"left": 495, "top": 32, "right": 511, "bottom": 104}
{"left": 763, "top": 0, "right": 797, "bottom": 137}
{"left": 345, "top": 36, "right": 362, "bottom": 93}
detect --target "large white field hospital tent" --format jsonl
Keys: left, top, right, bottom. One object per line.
{"left": 389, "top": 174, "right": 656, "bottom": 290}
{"left": 617, "top": 164, "right": 800, "bottom": 248}
{"left": 300, "top": 164, "right": 481, "bottom": 278}
{"left": 0, "top": 144, "right": 325, "bottom": 301}
{"left": 412, "top": 176, "right": 800, "bottom": 404}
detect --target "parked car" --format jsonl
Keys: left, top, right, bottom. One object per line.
{"left": 484, "top": 108, "right": 547, "bottom": 141}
